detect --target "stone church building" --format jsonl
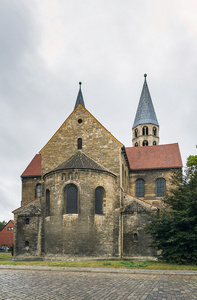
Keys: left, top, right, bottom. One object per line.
{"left": 13, "top": 75, "right": 182, "bottom": 259}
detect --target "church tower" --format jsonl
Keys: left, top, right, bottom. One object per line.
{"left": 132, "top": 75, "right": 159, "bottom": 147}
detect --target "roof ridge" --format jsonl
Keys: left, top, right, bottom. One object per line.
{"left": 12, "top": 197, "right": 41, "bottom": 213}
{"left": 125, "top": 142, "right": 179, "bottom": 150}
{"left": 122, "top": 190, "right": 159, "bottom": 209}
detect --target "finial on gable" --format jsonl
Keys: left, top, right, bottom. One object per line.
{"left": 74, "top": 82, "right": 85, "bottom": 109}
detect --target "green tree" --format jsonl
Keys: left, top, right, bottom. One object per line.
{"left": 147, "top": 155, "right": 197, "bottom": 264}
{"left": 0, "top": 221, "right": 6, "bottom": 231}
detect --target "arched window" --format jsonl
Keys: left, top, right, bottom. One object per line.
{"left": 133, "top": 233, "right": 138, "bottom": 241}
{"left": 142, "top": 126, "right": 148, "bottom": 135}
{"left": 25, "top": 241, "right": 29, "bottom": 247}
{"left": 135, "top": 179, "right": 145, "bottom": 197}
{"left": 78, "top": 138, "right": 82, "bottom": 149}
{"left": 135, "top": 142, "right": 138, "bottom": 147}
{"left": 35, "top": 184, "right": 41, "bottom": 198}
{"left": 143, "top": 140, "right": 148, "bottom": 146}
{"left": 95, "top": 187, "right": 105, "bottom": 214}
{"left": 156, "top": 178, "right": 166, "bottom": 197}
{"left": 46, "top": 189, "right": 50, "bottom": 217}
{"left": 64, "top": 184, "right": 78, "bottom": 214}
{"left": 153, "top": 127, "right": 157, "bottom": 136}
{"left": 153, "top": 141, "right": 157, "bottom": 145}
{"left": 122, "top": 165, "right": 124, "bottom": 188}
{"left": 135, "top": 128, "right": 138, "bottom": 138}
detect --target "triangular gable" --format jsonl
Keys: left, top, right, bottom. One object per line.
{"left": 122, "top": 191, "right": 159, "bottom": 211}
{"left": 12, "top": 197, "right": 41, "bottom": 214}
{"left": 0, "top": 220, "right": 14, "bottom": 232}
{"left": 40, "top": 104, "right": 123, "bottom": 153}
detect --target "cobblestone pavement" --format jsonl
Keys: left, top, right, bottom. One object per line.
{"left": 0, "top": 268, "right": 197, "bottom": 300}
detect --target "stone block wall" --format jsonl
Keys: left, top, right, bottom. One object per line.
{"left": 21, "top": 177, "right": 41, "bottom": 205}
{"left": 129, "top": 168, "right": 178, "bottom": 207}
{"left": 43, "top": 168, "right": 120, "bottom": 257}
{"left": 14, "top": 198, "right": 42, "bottom": 257}
{"left": 40, "top": 105, "right": 123, "bottom": 178}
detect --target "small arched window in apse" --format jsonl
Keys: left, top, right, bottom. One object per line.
{"left": 95, "top": 187, "right": 105, "bottom": 214}
{"left": 46, "top": 189, "right": 50, "bottom": 217}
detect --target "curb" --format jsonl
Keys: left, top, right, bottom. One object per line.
{"left": 0, "top": 265, "right": 197, "bottom": 276}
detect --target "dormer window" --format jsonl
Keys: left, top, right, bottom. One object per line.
{"left": 142, "top": 126, "right": 148, "bottom": 135}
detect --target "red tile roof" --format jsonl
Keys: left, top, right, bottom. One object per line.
{"left": 125, "top": 143, "right": 182, "bottom": 170}
{"left": 0, "top": 220, "right": 14, "bottom": 247}
{"left": 21, "top": 154, "right": 41, "bottom": 177}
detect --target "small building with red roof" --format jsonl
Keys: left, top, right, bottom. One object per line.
{"left": 0, "top": 220, "right": 14, "bottom": 248}
{"left": 13, "top": 76, "right": 182, "bottom": 259}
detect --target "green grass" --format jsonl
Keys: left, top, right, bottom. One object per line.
{"left": 0, "top": 253, "right": 197, "bottom": 270}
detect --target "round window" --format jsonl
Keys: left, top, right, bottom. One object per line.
{"left": 78, "top": 119, "right": 83, "bottom": 124}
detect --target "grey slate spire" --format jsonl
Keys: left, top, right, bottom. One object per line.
{"left": 132, "top": 75, "right": 159, "bottom": 128}
{"left": 74, "top": 82, "right": 85, "bottom": 109}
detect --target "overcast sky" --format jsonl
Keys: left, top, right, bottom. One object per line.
{"left": 0, "top": 0, "right": 197, "bottom": 222}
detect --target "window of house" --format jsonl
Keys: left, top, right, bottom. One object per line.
{"left": 25, "top": 217, "right": 29, "bottom": 225}
{"left": 142, "top": 140, "right": 148, "bottom": 146}
{"left": 135, "top": 128, "right": 138, "bottom": 138}
{"left": 78, "top": 138, "right": 82, "bottom": 149}
{"left": 135, "top": 142, "right": 138, "bottom": 147}
{"left": 153, "top": 141, "right": 157, "bottom": 145}
{"left": 25, "top": 241, "right": 29, "bottom": 247}
{"left": 156, "top": 178, "right": 166, "bottom": 197}
{"left": 95, "top": 187, "right": 105, "bottom": 214}
{"left": 46, "top": 189, "right": 50, "bottom": 217}
{"left": 64, "top": 184, "right": 78, "bottom": 214}
{"left": 142, "top": 126, "right": 148, "bottom": 135}
{"left": 135, "top": 179, "right": 145, "bottom": 197}
{"left": 8, "top": 227, "right": 14, "bottom": 231}
{"left": 35, "top": 184, "right": 41, "bottom": 198}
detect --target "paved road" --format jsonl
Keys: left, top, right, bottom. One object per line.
{"left": 0, "top": 267, "right": 197, "bottom": 299}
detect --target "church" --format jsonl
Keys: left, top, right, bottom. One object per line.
{"left": 13, "top": 75, "right": 182, "bottom": 259}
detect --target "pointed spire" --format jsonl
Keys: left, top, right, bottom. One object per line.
{"left": 74, "top": 82, "right": 85, "bottom": 109}
{"left": 132, "top": 74, "right": 159, "bottom": 128}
